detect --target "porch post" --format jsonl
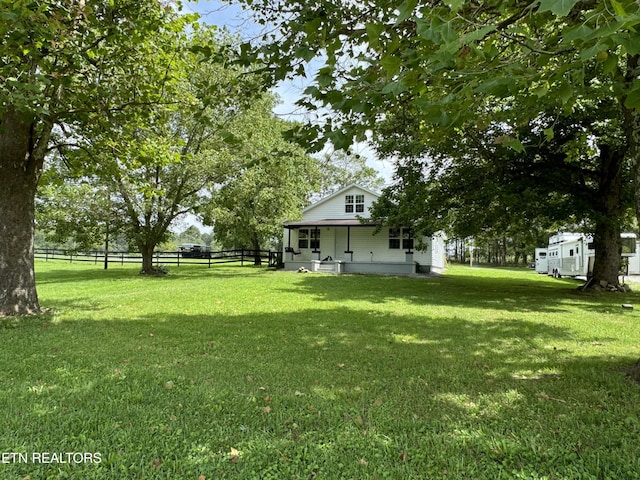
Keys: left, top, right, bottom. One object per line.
{"left": 287, "top": 227, "right": 297, "bottom": 260}
{"left": 345, "top": 226, "right": 353, "bottom": 261}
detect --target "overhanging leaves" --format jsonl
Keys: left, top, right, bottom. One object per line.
{"left": 537, "top": 0, "right": 580, "bottom": 17}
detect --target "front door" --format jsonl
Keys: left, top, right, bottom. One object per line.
{"left": 335, "top": 228, "right": 348, "bottom": 261}
{"left": 319, "top": 228, "right": 335, "bottom": 260}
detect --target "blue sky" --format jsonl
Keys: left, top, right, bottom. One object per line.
{"left": 184, "top": 1, "right": 319, "bottom": 118}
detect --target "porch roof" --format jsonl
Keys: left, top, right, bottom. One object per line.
{"left": 284, "top": 219, "right": 379, "bottom": 229}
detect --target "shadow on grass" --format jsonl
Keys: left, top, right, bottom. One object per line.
{"left": 277, "top": 270, "right": 639, "bottom": 314}
{"left": 35, "top": 263, "right": 267, "bottom": 285}
{"left": 3, "top": 306, "right": 640, "bottom": 479}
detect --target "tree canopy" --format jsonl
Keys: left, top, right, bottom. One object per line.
{"left": 205, "top": 96, "right": 320, "bottom": 259}
{"left": 315, "top": 149, "right": 385, "bottom": 200}
{"left": 1, "top": 0, "right": 200, "bottom": 314}
{"left": 36, "top": 25, "right": 271, "bottom": 274}
{"left": 240, "top": 0, "right": 640, "bottom": 146}
{"left": 235, "top": 0, "right": 640, "bottom": 287}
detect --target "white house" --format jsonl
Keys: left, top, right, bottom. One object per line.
{"left": 282, "top": 184, "right": 446, "bottom": 275}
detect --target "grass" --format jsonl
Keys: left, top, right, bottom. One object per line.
{"left": 1, "top": 262, "right": 640, "bottom": 479}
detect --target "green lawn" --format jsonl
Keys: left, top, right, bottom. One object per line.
{"left": 2, "top": 262, "right": 640, "bottom": 479}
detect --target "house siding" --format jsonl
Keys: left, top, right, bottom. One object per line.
{"left": 283, "top": 184, "right": 446, "bottom": 274}
{"left": 304, "top": 186, "right": 377, "bottom": 221}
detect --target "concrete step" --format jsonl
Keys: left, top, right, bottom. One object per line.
{"left": 317, "top": 264, "right": 335, "bottom": 272}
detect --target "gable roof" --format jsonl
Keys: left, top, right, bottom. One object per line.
{"left": 303, "top": 183, "right": 380, "bottom": 214}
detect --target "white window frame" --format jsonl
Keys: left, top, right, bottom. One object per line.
{"left": 345, "top": 194, "right": 365, "bottom": 213}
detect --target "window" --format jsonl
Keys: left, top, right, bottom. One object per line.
{"left": 345, "top": 194, "right": 365, "bottom": 213}
{"left": 298, "top": 228, "right": 320, "bottom": 250}
{"left": 402, "top": 229, "right": 414, "bottom": 251}
{"left": 622, "top": 237, "right": 637, "bottom": 255}
{"left": 310, "top": 228, "right": 320, "bottom": 250}
{"left": 389, "top": 228, "right": 400, "bottom": 249}
{"left": 389, "top": 228, "right": 413, "bottom": 250}
{"left": 298, "top": 229, "right": 309, "bottom": 249}
{"left": 345, "top": 195, "right": 354, "bottom": 212}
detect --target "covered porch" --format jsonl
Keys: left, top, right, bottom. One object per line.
{"left": 283, "top": 219, "right": 424, "bottom": 275}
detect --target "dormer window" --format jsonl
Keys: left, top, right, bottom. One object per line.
{"left": 345, "top": 194, "right": 365, "bottom": 213}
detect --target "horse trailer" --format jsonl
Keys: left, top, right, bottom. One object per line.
{"left": 535, "top": 232, "right": 637, "bottom": 278}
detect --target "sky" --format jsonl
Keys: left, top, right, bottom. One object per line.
{"left": 183, "top": 0, "right": 395, "bottom": 183}
{"left": 183, "top": 1, "right": 312, "bottom": 119}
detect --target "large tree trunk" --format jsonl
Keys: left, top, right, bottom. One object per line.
{"left": 252, "top": 235, "right": 262, "bottom": 266}
{"left": 591, "top": 218, "right": 622, "bottom": 287}
{"left": 139, "top": 243, "right": 156, "bottom": 274}
{"left": 589, "top": 144, "right": 624, "bottom": 288}
{"left": 0, "top": 109, "right": 46, "bottom": 316}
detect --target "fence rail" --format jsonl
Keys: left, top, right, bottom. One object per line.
{"left": 34, "top": 248, "right": 283, "bottom": 268}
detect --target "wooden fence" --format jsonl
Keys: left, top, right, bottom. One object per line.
{"left": 34, "top": 248, "right": 283, "bottom": 269}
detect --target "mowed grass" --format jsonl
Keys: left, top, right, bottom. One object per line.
{"left": 2, "top": 262, "right": 640, "bottom": 479}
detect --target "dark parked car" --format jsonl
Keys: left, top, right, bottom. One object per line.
{"left": 178, "top": 243, "right": 211, "bottom": 258}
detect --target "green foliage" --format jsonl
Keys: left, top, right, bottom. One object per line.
{"left": 239, "top": 0, "right": 640, "bottom": 148}
{"left": 234, "top": 0, "right": 640, "bottom": 285}
{"left": 36, "top": 180, "right": 115, "bottom": 251}
{"left": 175, "top": 226, "right": 206, "bottom": 245}
{"left": 369, "top": 97, "right": 636, "bottom": 270}
{"left": 373, "top": 97, "right": 632, "bottom": 232}
{"left": 206, "top": 96, "right": 320, "bottom": 250}
{"left": 1, "top": 0, "right": 203, "bottom": 313}
{"left": 315, "top": 149, "right": 385, "bottom": 199}
{"left": 39, "top": 26, "right": 266, "bottom": 271}
{"left": 2, "top": 262, "right": 640, "bottom": 478}
{"left": 0, "top": 0, "right": 195, "bottom": 127}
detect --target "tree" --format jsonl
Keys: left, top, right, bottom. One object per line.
{"left": 205, "top": 96, "right": 320, "bottom": 263}
{"left": 176, "top": 226, "right": 206, "bottom": 246}
{"left": 0, "top": 1, "right": 193, "bottom": 315}
{"left": 50, "top": 28, "right": 261, "bottom": 274}
{"left": 370, "top": 96, "right": 633, "bottom": 278}
{"left": 315, "top": 149, "right": 385, "bottom": 199}
{"left": 237, "top": 0, "right": 640, "bottom": 288}
{"left": 36, "top": 179, "right": 118, "bottom": 252}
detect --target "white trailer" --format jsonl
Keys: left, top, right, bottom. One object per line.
{"left": 546, "top": 233, "right": 590, "bottom": 278}
{"left": 537, "top": 232, "right": 637, "bottom": 278}
{"left": 621, "top": 233, "right": 639, "bottom": 275}
{"left": 534, "top": 248, "right": 548, "bottom": 274}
